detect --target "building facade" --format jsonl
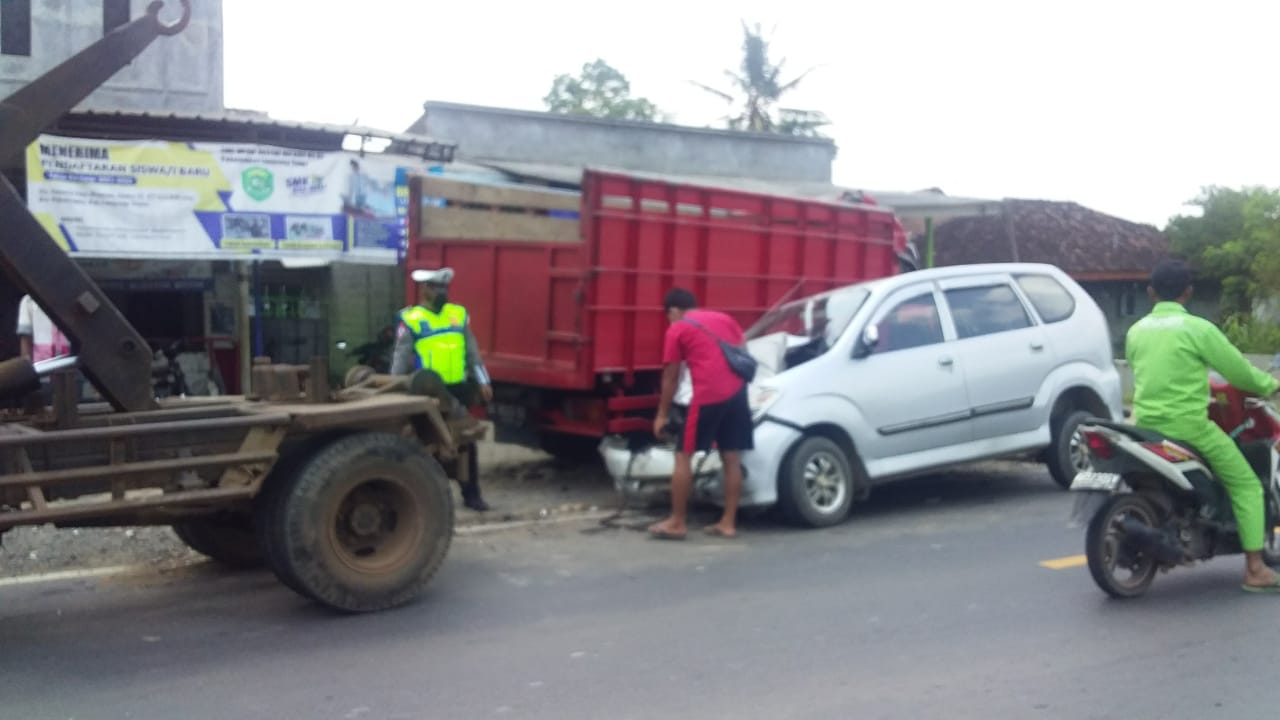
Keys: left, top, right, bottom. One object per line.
{"left": 0, "top": 0, "right": 224, "bottom": 113}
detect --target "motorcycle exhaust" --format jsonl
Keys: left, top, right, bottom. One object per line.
{"left": 1119, "top": 516, "right": 1183, "bottom": 565}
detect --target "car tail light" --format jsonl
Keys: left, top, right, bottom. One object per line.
{"left": 1083, "top": 431, "right": 1114, "bottom": 459}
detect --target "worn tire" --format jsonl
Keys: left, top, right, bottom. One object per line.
{"left": 777, "top": 436, "right": 857, "bottom": 528}
{"left": 1263, "top": 491, "right": 1280, "bottom": 569}
{"left": 254, "top": 436, "right": 340, "bottom": 602}
{"left": 258, "top": 432, "right": 454, "bottom": 613}
{"left": 1086, "top": 494, "right": 1160, "bottom": 599}
{"left": 1048, "top": 409, "right": 1095, "bottom": 490}
{"left": 172, "top": 513, "right": 263, "bottom": 570}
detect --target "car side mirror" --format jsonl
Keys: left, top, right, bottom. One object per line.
{"left": 853, "top": 324, "right": 879, "bottom": 359}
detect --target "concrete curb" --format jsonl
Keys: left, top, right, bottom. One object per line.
{"left": 455, "top": 509, "right": 620, "bottom": 536}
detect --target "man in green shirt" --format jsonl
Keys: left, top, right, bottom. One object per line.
{"left": 1126, "top": 259, "right": 1280, "bottom": 592}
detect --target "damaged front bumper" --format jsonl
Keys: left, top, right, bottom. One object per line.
{"left": 598, "top": 436, "right": 726, "bottom": 504}
{"left": 597, "top": 423, "right": 791, "bottom": 509}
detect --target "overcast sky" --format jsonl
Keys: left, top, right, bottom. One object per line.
{"left": 223, "top": 0, "right": 1279, "bottom": 228}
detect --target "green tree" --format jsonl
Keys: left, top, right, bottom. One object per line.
{"left": 1167, "top": 185, "right": 1280, "bottom": 318}
{"left": 543, "top": 59, "right": 664, "bottom": 122}
{"left": 694, "top": 22, "right": 830, "bottom": 137}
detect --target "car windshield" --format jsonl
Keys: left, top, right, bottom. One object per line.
{"left": 746, "top": 287, "right": 871, "bottom": 372}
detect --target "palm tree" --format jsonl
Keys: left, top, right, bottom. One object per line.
{"left": 694, "top": 22, "right": 830, "bottom": 137}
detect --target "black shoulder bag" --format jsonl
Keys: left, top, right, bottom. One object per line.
{"left": 682, "top": 318, "right": 758, "bottom": 383}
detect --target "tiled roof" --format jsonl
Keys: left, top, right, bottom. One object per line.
{"left": 932, "top": 199, "right": 1168, "bottom": 279}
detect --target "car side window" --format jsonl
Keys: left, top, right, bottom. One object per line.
{"left": 945, "top": 284, "right": 1032, "bottom": 339}
{"left": 872, "top": 292, "right": 945, "bottom": 354}
{"left": 1015, "top": 274, "right": 1076, "bottom": 323}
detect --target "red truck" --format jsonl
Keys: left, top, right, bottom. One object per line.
{"left": 405, "top": 168, "right": 909, "bottom": 457}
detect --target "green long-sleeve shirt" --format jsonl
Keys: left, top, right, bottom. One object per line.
{"left": 1126, "top": 301, "right": 1279, "bottom": 425}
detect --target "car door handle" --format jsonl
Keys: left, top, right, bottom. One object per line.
{"left": 1030, "top": 342, "right": 1045, "bottom": 352}
{"left": 938, "top": 356, "right": 954, "bottom": 367}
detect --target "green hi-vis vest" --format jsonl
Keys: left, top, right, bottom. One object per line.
{"left": 400, "top": 303, "right": 468, "bottom": 384}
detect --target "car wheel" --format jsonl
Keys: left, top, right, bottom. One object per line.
{"left": 1048, "top": 409, "right": 1095, "bottom": 490}
{"left": 777, "top": 436, "right": 856, "bottom": 528}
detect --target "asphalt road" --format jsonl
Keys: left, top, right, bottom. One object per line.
{"left": 2, "top": 462, "right": 1278, "bottom": 720}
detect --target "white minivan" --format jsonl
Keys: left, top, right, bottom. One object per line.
{"left": 601, "top": 263, "right": 1124, "bottom": 528}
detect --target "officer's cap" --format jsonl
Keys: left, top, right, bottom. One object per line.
{"left": 411, "top": 267, "right": 455, "bottom": 286}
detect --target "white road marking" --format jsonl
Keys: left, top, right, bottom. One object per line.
{"left": 0, "top": 564, "right": 144, "bottom": 588}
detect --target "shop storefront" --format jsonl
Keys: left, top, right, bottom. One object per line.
{"left": 76, "top": 258, "right": 237, "bottom": 394}
{"left": 12, "top": 122, "right": 453, "bottom": 394}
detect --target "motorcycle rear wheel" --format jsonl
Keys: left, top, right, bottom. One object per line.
{"left": 1086, "top": 494, "right": 1161, "bottom": 599}
{"left": 1263, "top": 492, "right": 1280, "bottom": 569}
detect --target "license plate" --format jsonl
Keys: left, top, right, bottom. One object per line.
{"left": 1070, "top": 471, "right": 1122, "bottom": 492}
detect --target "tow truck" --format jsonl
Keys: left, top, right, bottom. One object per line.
{"left": 0, "top": 0, "right": 481, "bottom": 613}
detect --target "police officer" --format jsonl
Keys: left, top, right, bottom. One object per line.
{"left": 391, "top": 267, "right": 493, "bottom": 511}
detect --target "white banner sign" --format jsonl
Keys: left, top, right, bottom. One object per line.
{"left": 26, "top": 134, "right": 426, "bottom": 265}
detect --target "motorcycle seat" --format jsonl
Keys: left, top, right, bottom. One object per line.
{"left": 1085, "top": 420, "right": 1208, "bottom": 463}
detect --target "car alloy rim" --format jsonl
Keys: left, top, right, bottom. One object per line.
{"left": 1070, "top": 427, "right": 1091, "bottom": 472}
{"left": 803, "top": 451, "right": 848, "bottom": 513}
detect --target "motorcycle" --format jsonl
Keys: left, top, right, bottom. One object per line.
{"left": 151, "top": 339, "right": 191, "bottom": 399}
{"left": 1071, "top": 371, "right": 1280, "bottom": 598}
{"left": 340, "top": 326, "right": 395, "bottom": 375}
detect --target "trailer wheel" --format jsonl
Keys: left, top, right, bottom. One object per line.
{"left": 260, "top": 432, "right": 454, "bottom": 613}
{"left": 172, "top": 512, "right": 263, "bottom": 569}
{"left": 254, "top": 437, "right": 334, "bottom": 602}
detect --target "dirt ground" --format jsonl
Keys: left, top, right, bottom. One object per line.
{"left": 463, "top": 441, "right": 621, "bottom": 524}
{"left": 0, "top": 441, "right": 624, "bottom": 579}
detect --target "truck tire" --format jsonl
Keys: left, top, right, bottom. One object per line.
{"left": 172, "top": 513, "right": 263, "bottom": 569}
{"left": 538, "top": 433, "right": 601, "bottom": 464}
{"left": 254, "top": 439, "right": 328, "bottom": 602}
{"left": 777, "top": 436, "right": 856, "bottom": 528}
{"left": 1048, "top": 410, "right": 1095, "bottom": 490}
{"left": 258, "top": 432, "right": 454, "bottom": 613}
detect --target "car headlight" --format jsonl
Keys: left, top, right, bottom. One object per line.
{"left": 749, "top": 385, "right": 782, "bottom": 422}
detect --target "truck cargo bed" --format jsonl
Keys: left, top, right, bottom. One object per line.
{"left": 407, "top": 168, "right": 905, "bottom": 440}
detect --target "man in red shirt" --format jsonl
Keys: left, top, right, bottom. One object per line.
{"left": 650, "top": 288, "right": 754, "bottom": 540}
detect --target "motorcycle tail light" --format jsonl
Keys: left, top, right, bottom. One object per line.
{"left": 1084, "top": 431, "right": 1114, "bottom": 459}
{"left": 1142, "top": 441, "right": 1199, "bottom": 464}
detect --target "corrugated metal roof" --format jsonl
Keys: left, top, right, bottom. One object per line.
{"left": 65, "top": 108, "right": 454, "bottom": 147}
{"left": 474, "top": 160, "right": 892, "bottom": 214}
{"left": 473, "top": 160, "right": 999, "bottom": 218}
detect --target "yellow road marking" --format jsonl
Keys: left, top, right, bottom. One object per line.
{"left": 1039, "top": 528, "right": 1280, "bottom": 569}
{"left": 1039, "top": 554, "right": 1087, "bottom": 570}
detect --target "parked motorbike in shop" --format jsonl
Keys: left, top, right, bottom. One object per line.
{"left": 1070, "top": 371, "right": 1280, "bottom": 598}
